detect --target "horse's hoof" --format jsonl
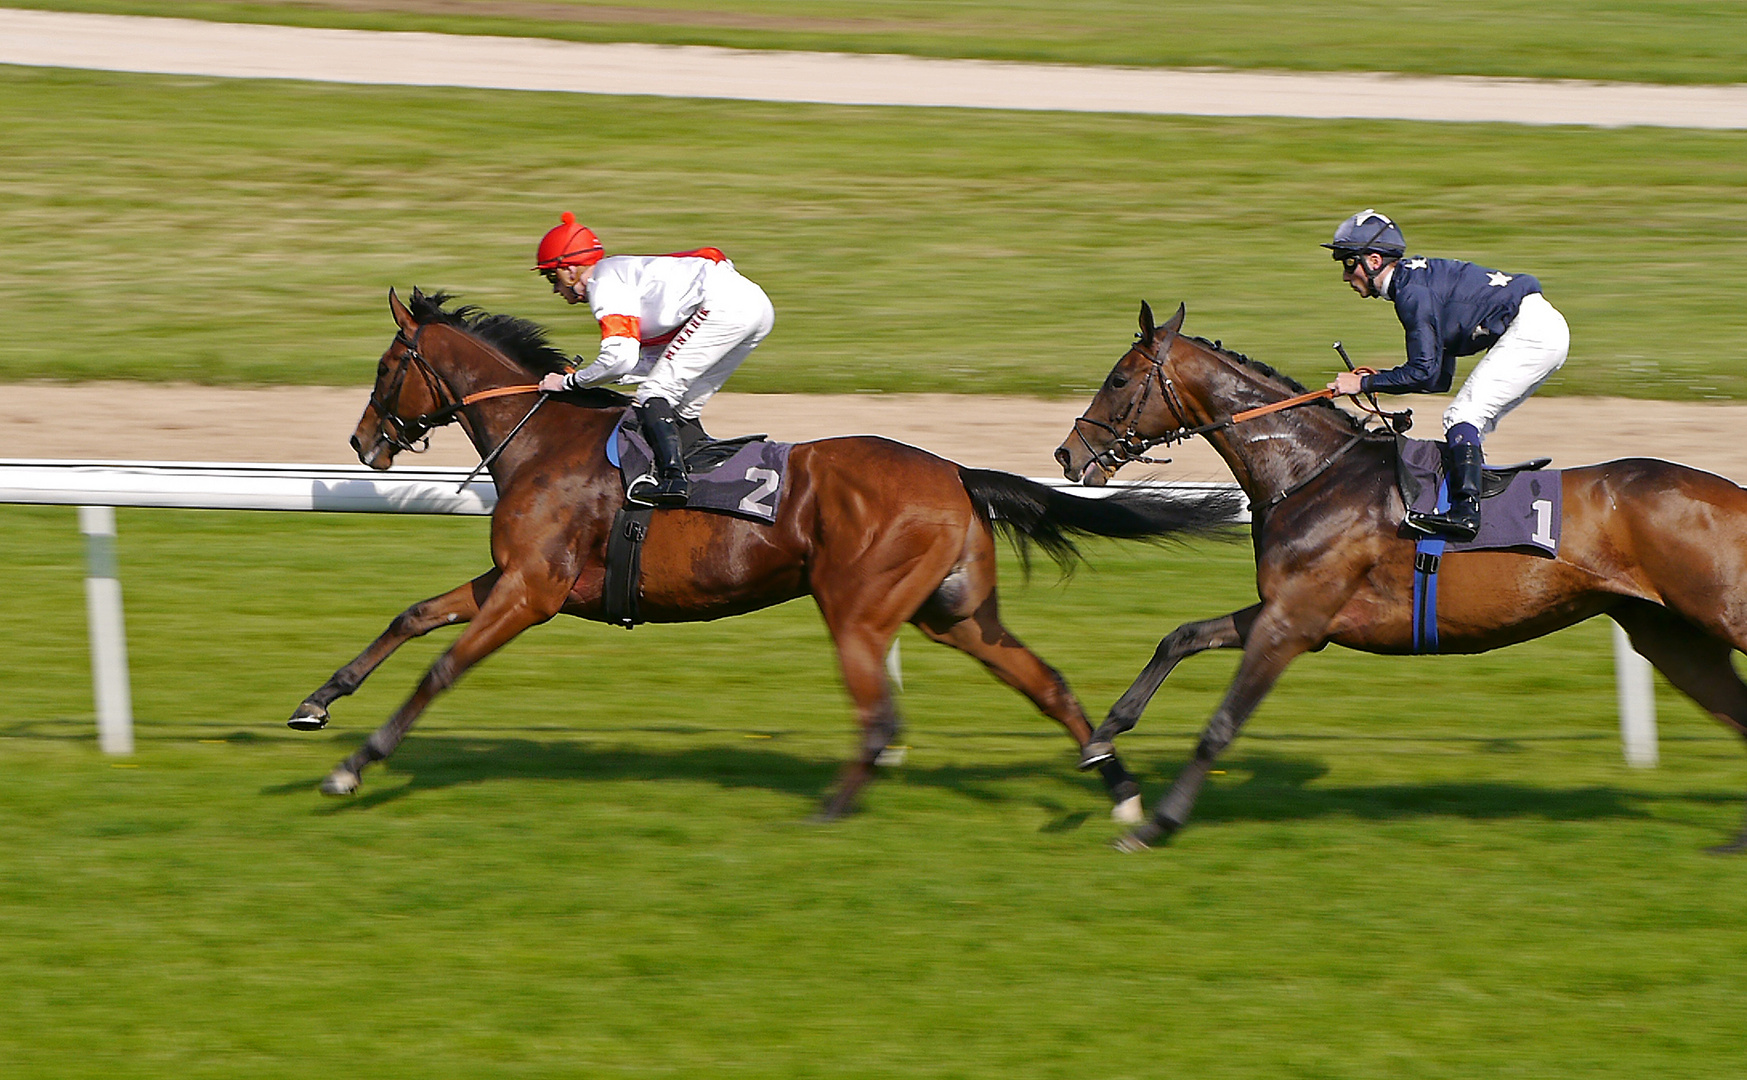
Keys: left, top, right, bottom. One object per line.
{"left": 1705, "top": 838, "right": 1747, "bottom": 855}
{"left": 1112, "top": 819, "right": 1167, "bottom": 853}
{"left": 1112, "top": 795, "right": 1144, "bottom": 825}
{"left": 319, "top": 768, "right": 360, "bottom": 796}
{"left": 287, "top": 702, "right": 329, "bottom": 731}
{"left": 1078, "top": 741, "right": 1116, "bottom": 771}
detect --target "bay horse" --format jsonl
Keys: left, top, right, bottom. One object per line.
{"left": 1055, "top": 301, "right": 1747, "bottom": 853}
{"left": 291, "top": 289, "right": 1239, "bottom": 821}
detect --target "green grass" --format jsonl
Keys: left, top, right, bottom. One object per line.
{"left": 10, "top": 0, "right": 1747, "bottom": 84}
{"left": 4, "top": 503, "right": 1747, "bottom": 1077}
{"left": 3, "top": 65, "right": 1746, "bottom": 400}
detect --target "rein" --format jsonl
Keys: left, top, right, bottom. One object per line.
{"left": 1071, "top": 340, "right": 1338, "bottom": 468}
{"left": 1074, "top": 334, "right": 1405, "bottom": 509}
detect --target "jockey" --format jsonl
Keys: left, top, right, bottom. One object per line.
{"left": 1322, "top": 209, "right": 1569, "bottom": 541}
{"left": 533, "top": 212, "right": 775, "bottom": 508}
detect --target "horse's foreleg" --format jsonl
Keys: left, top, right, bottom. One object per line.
{"left": 1081, "top": 605, "right": 1259, "bottom": 769}
{"left": 917, "top": 593, "right": 1145, "bottom": 824}
{"left": 289, "top": 570, "right": 500, "bottom": 731}
{"left": 1118, "top": 607, "right": 1315, "bottom": 851}
{"left": 321, "top": 573, "right": 559, "bottom": 796}
{"left": 1611, "top": 600, "right": 1747, "bottom": 853}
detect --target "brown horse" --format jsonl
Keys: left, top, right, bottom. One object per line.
{"left": 291, "top": 289, "right": 1239, "bottom": 820}
{"left": 1055, "top": 301, "right": 1747, "bottom": 852}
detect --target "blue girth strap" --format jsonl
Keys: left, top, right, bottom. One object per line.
{"left": 1411, "top": 476, "right": 1449, "bottom": 654}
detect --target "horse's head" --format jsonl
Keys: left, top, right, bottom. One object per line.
{"left": 1054, "top": 301, "right": 1196, "bottom": 486}
{"left": 351, "top": 288, "right": 458, "bottom": 470}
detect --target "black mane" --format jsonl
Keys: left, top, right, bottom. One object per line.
{"left": 408, "top": 290, "right": 570, "bottom": 373}
{"left": 408, "top": 290, "right": 631, "bottom": 407}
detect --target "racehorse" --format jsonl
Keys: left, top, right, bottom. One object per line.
{"left": 1055, "top": 301, "right": 1747, "bottom": 853}
{"left": 291, "top": 289, "right": 1239, "bottom": 821}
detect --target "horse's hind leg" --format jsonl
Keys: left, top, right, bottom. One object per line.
{"left": 289, "top": 570, "right": 500, "bottom": 730}
{"left": 815, "top": 626, "right": 904, "bottom": 821}
{"left": 1080, "top": 604, "right": 1260, "bottom": 769}
{"left": 916, "top": 589, "right": 1146, "bottom": 824}
{"left": 1611, "top": 600, "right": 1747, "bottom": 853}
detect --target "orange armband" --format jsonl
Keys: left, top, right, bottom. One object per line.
{"left": 599, "top": 314, "right": 640, "bottom": 341}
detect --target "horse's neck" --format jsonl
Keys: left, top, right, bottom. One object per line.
{"left": 1176, "top": 350, "right": 1359, "bottom": 502}
{"left": 424, "top": 328, "right": 575, "bottom": 482}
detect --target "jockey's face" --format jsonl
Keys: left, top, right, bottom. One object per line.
{"left": 544, "top": 262, "right": 594, "bottom": 305}
{"left": 1341, "top": 252, "right": 1389, "bottom": 298}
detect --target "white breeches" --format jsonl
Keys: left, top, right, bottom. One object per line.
{"left": 635, "top": 272, "right": 775, "bottom": 420}
{"left": 1443, "top": 292, "right": 1569, "bottom": 438}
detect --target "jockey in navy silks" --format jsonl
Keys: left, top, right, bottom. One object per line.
{"left": 1323, "top": 210, "right": 1570, "bottom": 541}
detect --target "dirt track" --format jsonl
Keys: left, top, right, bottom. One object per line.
{"left": 6, "top": 383, "right": 1744, "bottom": 485}
{"left": 4, "top": 8, "right": 1745, "bottom": 129}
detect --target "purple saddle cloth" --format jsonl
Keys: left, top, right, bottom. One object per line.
{"left": 1398, "top": 438, "right": 1561, "bottom": 556}
{"left": 610, "top": 416, "right": 793, "bottom": 524}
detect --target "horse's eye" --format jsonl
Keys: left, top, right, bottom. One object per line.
{"left": 1108, "top": 373, "right": 1129, "bottom": 389}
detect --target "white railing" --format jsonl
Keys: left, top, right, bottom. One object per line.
{"left": 1, "top": 459, "right": 1655, "bottom": 763}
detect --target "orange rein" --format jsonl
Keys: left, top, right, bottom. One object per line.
{"left": 1226, "top": 365, "right": 1395, "bottom": 428}
{"left": 1228, "top": 387, "right": 1336, "bottom": 425}
{"left": 459, "top": 384, "right": 542, "bottom": 406}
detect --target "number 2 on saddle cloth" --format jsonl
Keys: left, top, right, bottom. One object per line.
{"left": 1398, "top": 438, "right": 1562, "bottom": 653}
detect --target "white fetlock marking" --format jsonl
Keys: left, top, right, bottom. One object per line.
{"left": 1112, "top": 795, "right": 1144, "bottom": 825}
{"left": 875, "top": 745, "right": 907, "bottom": 767}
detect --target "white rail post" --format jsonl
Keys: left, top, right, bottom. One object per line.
{"left": 78, "top": 505, "right": 133, "bottom": 755}
{"left": 1611, "top": 619, "right": 1657, "bottom": 768}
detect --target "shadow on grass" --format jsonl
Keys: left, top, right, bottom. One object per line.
{"left": 263, "top": 736, "right": 1738, "bottom": 827}
{"left": 1179, "top": 752, "right": 1740, "bottom": 826}
{"left": 263, "top": 733, "right": 1119, "bottom": 815}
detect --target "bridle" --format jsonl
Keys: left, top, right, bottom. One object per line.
{"left": 369, "top": 324, "right": 540, "bottom": 454}
{"left": 1067, "top": 334, "right": 1175, "bottom": 472}
{"left": 1071, "top": 332, "right": 1411, "bottom": 508}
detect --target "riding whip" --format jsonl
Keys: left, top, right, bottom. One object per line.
{"left": 456, "top": 391, "right": 550, "bottom": 493}
{"left": 1332, "top": 341, "right": 1412, "bottom": 433}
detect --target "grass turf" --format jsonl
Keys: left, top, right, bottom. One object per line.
{"left": 9, "top": 0, "right": 1747, "bottom": 85}
{"left": 3, "top": 503, "right": 1746, "bottom": 1077}
{"left": 3, "top": 65, "right": 1745, "bottom": 400}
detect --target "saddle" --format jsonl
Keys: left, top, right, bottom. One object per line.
{"left": 600, "top": 412, "right": 796, "bottom": 629}
{"left": 1394, "top": 437, "right": 1561, "bottom": 556}
{"left": 607, "top": 412, "right": 794, "bottom": 524}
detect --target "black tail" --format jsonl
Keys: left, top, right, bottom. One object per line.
{"left": 958, "top": 468, "right": 1243, "bottom": 575}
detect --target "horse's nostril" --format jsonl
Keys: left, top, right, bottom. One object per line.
{"left": 1054, "top": 447, "right": 1072, "bottom": 468}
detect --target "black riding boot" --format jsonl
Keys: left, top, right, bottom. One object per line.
{"left": 1406, "top": 442, "right": 1483, "bottom": 541}
{"left": 637, "top": 398, "right": 691, "bottom": 508}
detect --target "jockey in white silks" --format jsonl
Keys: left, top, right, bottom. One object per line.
{"left": 534, "top": 212, "right": 775, "bottom": 507}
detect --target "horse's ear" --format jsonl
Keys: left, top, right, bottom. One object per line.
{"left": 1138, "top": 301, "right": 1156, "bottom": 341}
{"left": 1159, "top": 302, "right": 1186, "bottom": 342}
{"left": 389, "top": 287, "right": 415, "bottom": 332}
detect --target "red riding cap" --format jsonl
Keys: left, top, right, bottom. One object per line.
{"left": 533, "top": 212, "right": 604, "bottom": 270}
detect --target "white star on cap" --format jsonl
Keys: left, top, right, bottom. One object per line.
{"left": 1487, "top": 271, "right": 1513, "bottom": 287}
{"left": 1404, "top": 257, "right": 1428, "bottom": 269}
